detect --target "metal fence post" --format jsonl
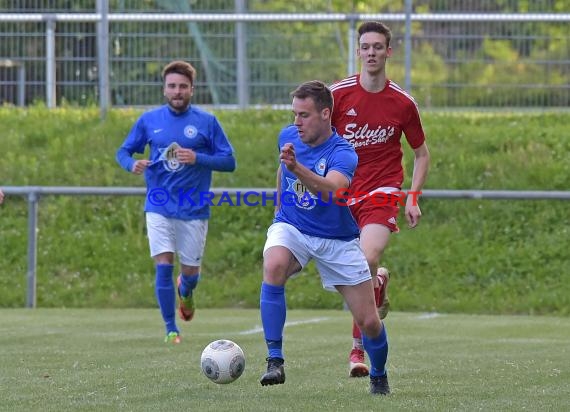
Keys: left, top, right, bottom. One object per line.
{"left": 347, "top": 15, "right": 357, "bottom": 76}
{"left": 26, "top": 191, "right": 39, "bottom": 308}
{"left": 97, "top": 0, "right": 110, "bottom": 118}
{"left": 0, "top": 59, "right": 26, "bottom": 106}
{"left": 235, "top": 0, "right": 249, "bottom": 108}
{"left": 17, "top": 63, "right": 25, "bottom": 106}
{"left": 404, "top": 0, "right": 412, "bottom": 92}
{"left": 45, "top": 17, "right": 56, "bottom": 108}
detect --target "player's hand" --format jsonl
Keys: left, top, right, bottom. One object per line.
{"left": 405, "top": 202, "right": 422, "bottom": 228}
{"left": 280, "top": 143, "right": 297, "bottom": 171}
{"left": 132, "top": 159, "right": 152, "bottom": 175}
{"left": 175, "top": 147, "right": 197, "bottom": 165}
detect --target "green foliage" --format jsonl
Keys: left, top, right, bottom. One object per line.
{"left": 438, "top": 34, "right": 569, "bottom": 107}
{"left": 0, "top": 107, "right": 569, "bottom": 315}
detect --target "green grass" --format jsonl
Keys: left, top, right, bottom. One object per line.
{"left": 0, "top": 309, "right": 568, "bottom": 411}
{"left": 0, "top": 108, "right": 569, "bottom": 314}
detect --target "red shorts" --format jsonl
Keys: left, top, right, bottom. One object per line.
{"left": 349, "top": 197, "right": 400, "bottom": 233}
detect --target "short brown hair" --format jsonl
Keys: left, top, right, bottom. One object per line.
{"left": 290, "top": 80, "right": 333, "bottom": 112}
{"left": 161, "top": 61, "right": 196, "bottom": 85}
{"left": 358, "top": 21, "right": 392, "bottom": 47}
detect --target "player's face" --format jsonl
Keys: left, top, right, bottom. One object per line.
{"left": 163, "top": 73, "right": 193, "bottom": 112}
{"left": 357, "top": 31, "right": 392, "bottom": 74}
{"left": 291, "top": 96, "right": 331, "bottom": 147}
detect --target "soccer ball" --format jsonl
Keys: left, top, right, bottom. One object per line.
{"left": 200, "top": 339, "right": 246, "bottom": 384}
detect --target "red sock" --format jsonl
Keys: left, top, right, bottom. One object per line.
{"left": 374, "top": 285, "right": 381, "bottom": 307}
{"left": 352, "top": 320, "right": 362, "bottom": 339}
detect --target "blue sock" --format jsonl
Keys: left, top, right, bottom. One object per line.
{"left": 260, "top": 282, "right": 286, "bottom": 360}
{"left": 362, "top": 325, "right": 388, "bottom": 377}
{"left": 155, "top": 264, "right": 177, "bottom": 334}
{"left": 179, "top": 273, "right": 200, "bottom": 298}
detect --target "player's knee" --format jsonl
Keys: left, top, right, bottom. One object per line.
{"left": 357, "top": 315, "right": 381, "bottom": 338}
{"left": 263, "top": 259, "right": 281, "bottom": 275}
{"left": 262, "top": 261, "right": 288, "bottom": 285}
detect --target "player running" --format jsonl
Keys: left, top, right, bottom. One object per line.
{"left": 330, "top": 21, "right": 430, "bottom": 377}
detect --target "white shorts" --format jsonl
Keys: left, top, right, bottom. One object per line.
{"left": 263, "top": 222, "right": 371, "bottom": 291}
{"left": 145, "top": 212, "right": 208, "bottom": 266}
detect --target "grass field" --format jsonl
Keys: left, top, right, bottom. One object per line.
{"left": 1, "top": 309, "right": 568, "bottom": 411}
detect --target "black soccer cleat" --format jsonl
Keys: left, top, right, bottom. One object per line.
{"left": 260, "top": 357, "right": 286, "bottom": 386}
{"left": 370, "top": 374, "right": 391, "bottom": 395}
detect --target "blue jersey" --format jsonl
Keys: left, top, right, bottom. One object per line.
{"left": 274, "top": 125, "right": 360, "bottom": 240}
{"left": 116, "top": 104, "right": 235, "bottom": 220}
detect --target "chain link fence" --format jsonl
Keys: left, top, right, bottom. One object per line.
{"left": 1, "top": 0, "right": 568, "bottom": 108}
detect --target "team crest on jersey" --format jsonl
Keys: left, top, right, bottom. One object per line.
{"left": 184, "top": 125, "right": 198, "bottom": 139}
{"left": 315, "top": 158, "right": 326, "bottom": 176}
{"left": 158, "top": 142, "right": 184, "bottom": 172}
{"left": 286, "top": 177, "right": 317, "bottom": 210}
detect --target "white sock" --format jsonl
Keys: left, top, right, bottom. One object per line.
{"left": 353, "top": 338, "right": 364, "bottom": 351}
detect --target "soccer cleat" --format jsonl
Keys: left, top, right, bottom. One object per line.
{"left": 377, "top": 267, "right": 391, "bottom": 320}
{"left": 349, "top": 348, "right": 370, "bottom": 377}
{"left": 164, "top": 331, "right": 181, "bottom": 344}
{"left": 260, "top": 357, "right": 286, "bottom": 386}
{"left": 370, "top": 374, "right": 391, "bottom": 395}
{"left": 177, "top": 275, "right": 195, "bottom": 321}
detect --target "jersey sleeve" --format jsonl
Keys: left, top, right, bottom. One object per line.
{"left": 328, "top": 144, "right": 358, "bottom": 184}
{"left": 194, "top": 115, "right": 236, "bottom": 171}
{"left": 403, "top": 101, "right": 426, "bottom": 149}
{"left": 209, "top": 116, "right": 235, "bottom": 156}
{"left": 115, "top": 116, "right": 149, "bottom": 172}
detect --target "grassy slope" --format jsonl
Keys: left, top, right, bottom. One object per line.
{"left": 0, "top": 106, "right": 568, "bottom": 314}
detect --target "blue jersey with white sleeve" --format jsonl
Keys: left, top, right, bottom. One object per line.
{"left": 116, "top": 104, "right": 235, "bottom": 220}
{"left": 274, "top": 125, "right": 360, "bottom": 240}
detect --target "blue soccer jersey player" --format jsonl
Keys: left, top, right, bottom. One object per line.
{"left": 259, "top": 80, "right": 390, "bottom": 395}
{"left": 116, "top": 60, "right": 236, "bottom": 344}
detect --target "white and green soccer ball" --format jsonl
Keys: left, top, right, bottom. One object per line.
{"left": 200, "top": 339, "right": 246, "bottom": 384}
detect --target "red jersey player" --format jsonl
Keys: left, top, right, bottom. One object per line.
{"left": 331, "top": 21, "right": 430, "bottom": 378}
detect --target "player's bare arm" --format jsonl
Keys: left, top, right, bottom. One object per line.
{"left": 280, "top": 143, "right": 349, "bottom": 202}
{"left": 405, "top": 142, "right": 430, "bottom": 228}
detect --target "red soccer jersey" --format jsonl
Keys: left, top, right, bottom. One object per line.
{"left": 331, "top": 75, "right": 425, "bottom": 194}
